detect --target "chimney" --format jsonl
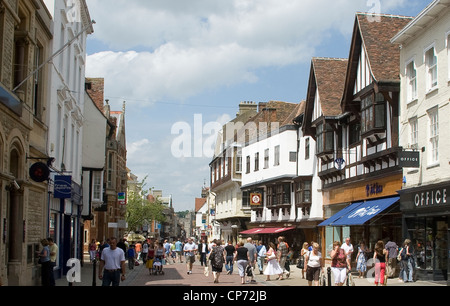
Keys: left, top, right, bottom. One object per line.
{"left": 237, "top": 101, "right": 258, "bottom": 116}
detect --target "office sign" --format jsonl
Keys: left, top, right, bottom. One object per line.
{"left": 54, "top": 176, "right": 72, "bottom": 199}
{"left": 399, "top": 151, "right": 420, "bottom": 168}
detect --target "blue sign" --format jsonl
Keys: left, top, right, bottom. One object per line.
{"left": 54, "top": 176, "right": 72, "bottom": 199}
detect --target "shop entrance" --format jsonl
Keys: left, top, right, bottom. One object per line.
{"left": 406, "top": 216, "right": 448, "bottom": 282}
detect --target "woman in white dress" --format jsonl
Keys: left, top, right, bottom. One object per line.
{"left": 264, "top": 242, "right": 284, "bottom": 281}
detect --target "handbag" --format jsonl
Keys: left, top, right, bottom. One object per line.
{"left": 297, "top": 255, "right": 304, "bottom": 269}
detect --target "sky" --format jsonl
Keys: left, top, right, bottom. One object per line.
{"left": 84, "top": 0, "right": 428, "bottom": 212}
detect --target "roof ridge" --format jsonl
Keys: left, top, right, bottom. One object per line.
{"left": 313, "top": 57, "right": 348, "bottom": 61}
{"left": 356, "top": 11, "right": 414, "bottom": 19}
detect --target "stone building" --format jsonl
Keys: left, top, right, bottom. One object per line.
{"left": 0, "top": 0, "right": 52, "bottom": 286}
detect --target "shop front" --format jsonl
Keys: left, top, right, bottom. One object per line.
{"left": 399, "top": 182, "right": 449, "bottom": 284}
{"left": 319, "top": 174, "right": 403, "bottom": 267}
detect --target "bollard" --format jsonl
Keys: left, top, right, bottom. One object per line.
{"left": 327, "top": 267, "right": 332, "bottom": 286}
{"left": 92, "top": 259, "right": 97, "bottom": 286}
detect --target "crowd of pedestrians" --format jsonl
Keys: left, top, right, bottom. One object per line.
{"left": 80, "top": 234, "right": 420, "bottom": 287}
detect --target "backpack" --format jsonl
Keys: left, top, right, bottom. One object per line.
{"left": 210, "top": 246, "right": 224, "bottom": 268}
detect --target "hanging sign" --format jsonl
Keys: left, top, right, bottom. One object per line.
{"left": 251, "top": 193, "right": 262, "bottom": 206}
{"left": 54, "top": 176, "right": 72, "bottom": 199}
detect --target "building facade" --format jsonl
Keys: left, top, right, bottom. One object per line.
{"left": 209, "top": 102, "right": 258, "bottom": 243}
{"left": 308, "top": 13, "right": 413, "bottom": 264}
{"left": 240, "top": 101, "right": 321, "bottom": 252}
{"left": 0, "top": 0, "right": 52, "bottom": 286}
{"left": 392, "top": 0, "right": 450, "bottom": 283}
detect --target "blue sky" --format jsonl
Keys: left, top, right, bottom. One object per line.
{"left": 85, "top": 0, "right": 428, "bottom": 212}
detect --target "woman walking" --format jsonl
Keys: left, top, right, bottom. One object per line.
{"left": 373, "top": 240, "right": 388, "bottom": 286}
{"left": 299, "top": 242, "right": 309, "bottom": 279}
{"left": 264, "top": 242, "right": 284, "bottom": 281}
{"left": 234, "top": 241, "right": 249, "bottom": 284}
{"left": 303, "top": 242, "right": 324, "bottom": 286}
{"left": 209, "top": 240, "right": 226, "bottom": 283}
{"left": 400, "top": 239, "right": 414, "bottom": 283}
{"left": 330, "top": 241, "right": 348, "bottom": 286}
{"left": 36, "top": 239, "right": 52, "bottom": 286}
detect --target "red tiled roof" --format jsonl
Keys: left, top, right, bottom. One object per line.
{"left": 356, "top": 13, "right": 413, "bottom": 82}
{"left": 195, "top": 198, "right": 207, "bottom": 212}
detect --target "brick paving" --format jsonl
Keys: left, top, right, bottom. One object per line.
{"left": 55, "top": 254, "right": 446, "bottom": 287}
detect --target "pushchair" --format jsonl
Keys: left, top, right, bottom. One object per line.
{"left": 153, "top": 256, "right": 165, "bottom": 275}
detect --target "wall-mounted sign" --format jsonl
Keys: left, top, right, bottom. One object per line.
{"left": 118, "top": 192, "right": 126, "bottom": 205}
{"left": 334, "top": 158, "right": 346, "bottom": 170}
{"left": 54, "top": 176, "right": 72, "bottom": 199}
{"left": 399, "top": 151, "right": 420, "bottom": 168}
{"left": 251, "top": 193, "right": 262, "bottom": 206}
{"left": 366, "top": 183, "right": 383, "bottom": 197}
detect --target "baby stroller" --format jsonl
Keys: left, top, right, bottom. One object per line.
{"left": 153, "top": 256, "right": 165, "bottom": 275}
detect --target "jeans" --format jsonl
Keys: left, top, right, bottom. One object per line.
{"left": 225, "top": 255, "right": 234, "bottom": 273}
{"left": 257, "top": 256, "right": 265, "bottom": 272}
{"left": 200, "top": 253, "right": 207, "bottom": 266}
{"left": 102, "top": 270, "right": 121, "bottom": 286}
{"left": 401, "top": 258, "right": 414, "bottom": 282}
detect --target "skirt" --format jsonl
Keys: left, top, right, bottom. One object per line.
{"left": 264, "top": 259, "right": 283, "bottom": 276}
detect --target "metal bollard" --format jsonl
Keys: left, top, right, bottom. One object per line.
{"left": 92, "top": 259, "right": 97, "bottom": 286}
{"left": 327, "top": 267, "right": 332, "bottom": 286}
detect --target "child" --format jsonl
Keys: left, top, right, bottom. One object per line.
{"left": 153, "top": 256, "right": 162, "bottom": 274}
{"left": 146, "top": 243, "right": 155, "bottom": 275}
{"left": 127, "top": 245, "right": 136, "bottom": 270}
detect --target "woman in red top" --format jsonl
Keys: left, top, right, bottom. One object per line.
{"left": 330, "top": 241, "right": 348, "bottom": 286}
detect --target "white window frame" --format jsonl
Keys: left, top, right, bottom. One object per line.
{"left": 91, "top": 171, "right": 104, "bottom": 203}
{"left": 447, "top": 31, "right": 450, "bottom": 81}
{"left": 427, "top": 107, "right": 439, "bottom": 166}
{"left": 424, "top": 44, "right": 438, "bottom": 92}
{"left": 274, "top": 145, "right": 280, "bottom": 166}
{"left": 409, "top": 117, "right": 418, "bottom": 149}
{"left": 405, "top": 58, "right": 417, "bottom": 103}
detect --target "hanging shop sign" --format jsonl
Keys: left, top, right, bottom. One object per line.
{"left": 54, "top": 176, "right": 72, "bottom": 199}
{"left": 398, "top": 151, "right": 420, "bottom": 168}
{"left": 251, "top": 193, "right": 262, "bottom": 206}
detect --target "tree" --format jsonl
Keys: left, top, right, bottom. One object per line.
{"left": 125, "top": 177, "right": 165, "bottom": 232}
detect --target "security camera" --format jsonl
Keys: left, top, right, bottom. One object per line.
{"left": 12, "top": 180, "right": 20, "bottom": 190}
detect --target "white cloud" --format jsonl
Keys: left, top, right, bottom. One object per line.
{"left": 88, "top": 0, "right": 414, "bottom": 105}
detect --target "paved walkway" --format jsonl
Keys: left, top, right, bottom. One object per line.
{"left": 55, "top": 254, "right": 446, "bottom": 287}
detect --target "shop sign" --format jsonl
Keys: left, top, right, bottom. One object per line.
{"left": 365, "top": 183, "right": 383, "bottom": 197}
{"left": 54, "top": 176, "right": 72, "bottom": 199}
{"left": 414, "top": 188, "right": 447, "bottom": 208}
{"left": 400, "top": 184, "right": 449, "bottom": 211}
{"left": 399, "top": 151, "right": 420, "bottom": 168}
{"left": 348, "top": 205, "right": 382, "bottom": 219}
{"left": 251, "top": 193, "right": 262, "bottom": 206}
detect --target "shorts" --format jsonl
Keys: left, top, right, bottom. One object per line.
{"left": 186, "top": 254, "right": 195, "bottom": 264}
{"left": 332, "top": 267, "right": 347, "bottom": 284}
{"left": 306, "top": 266, "right": 321, "bottom": 281}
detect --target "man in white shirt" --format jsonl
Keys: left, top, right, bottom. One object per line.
{"left": 183, "top": 238, "right": 197, "bottom": 274}
{"left": 341, "top": 237, "right": 354, "bottom": 269}
{"left": 98, "top": 237, "right": 126, "bottom": 286}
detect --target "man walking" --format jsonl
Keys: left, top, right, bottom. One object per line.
{"left": 98, "top": 237, "right": 126, "bottom": 286}
{"left": 183, "top": 238, "right": 197, "bottom": 274}
{"left": 277, "top": 236, "right": 289, "bottom": 279}
{"left": 47, "top": 238, "right": 58, "bottom": 286}
{"left": 243, "top": 237, "right": 257, "bottom": 283}
{"left": 175, "top": 238, "right": 184, "bottom": 263}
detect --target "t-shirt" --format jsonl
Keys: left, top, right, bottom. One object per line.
{"left": 306, "top": 251, "right": 322, "bottom": 268}
{"left": 101, "top": 247, "right": 125, "bottom": 270}
{"left": 341, "top": 243, "right": 353, "bottom": 259}
{"left": 49, "top": 243, "right": 58, "bottom": 263}
{"left": 142, "top": 243, "right": 149, "bottom": 253}
{"left": 243, "top": 243, "right": 257, "bottom": 261}
{"left": 175, "top": 241, "right": 183, "bottom": 252}
{"left": 236, "top": 247, "right": 249, "bottom": 261}
{"left": 225, "top": 245, "right": 235, "bottom": 257}
{"left": 183, "top": 242, "right": 197, "bottom": 256}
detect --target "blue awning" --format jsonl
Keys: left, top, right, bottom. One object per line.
{"left": 0, "top": 84, "right": 22, "bottom": 116}
{"left": 318, "top": 202, "right": 364, "bottom": 227}
{"left": 331, "top": 196, "right": 400, "bottom": 226}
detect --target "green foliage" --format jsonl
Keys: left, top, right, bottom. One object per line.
{"left": 125, "top": 177, "right": 165, "bottom": 231}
